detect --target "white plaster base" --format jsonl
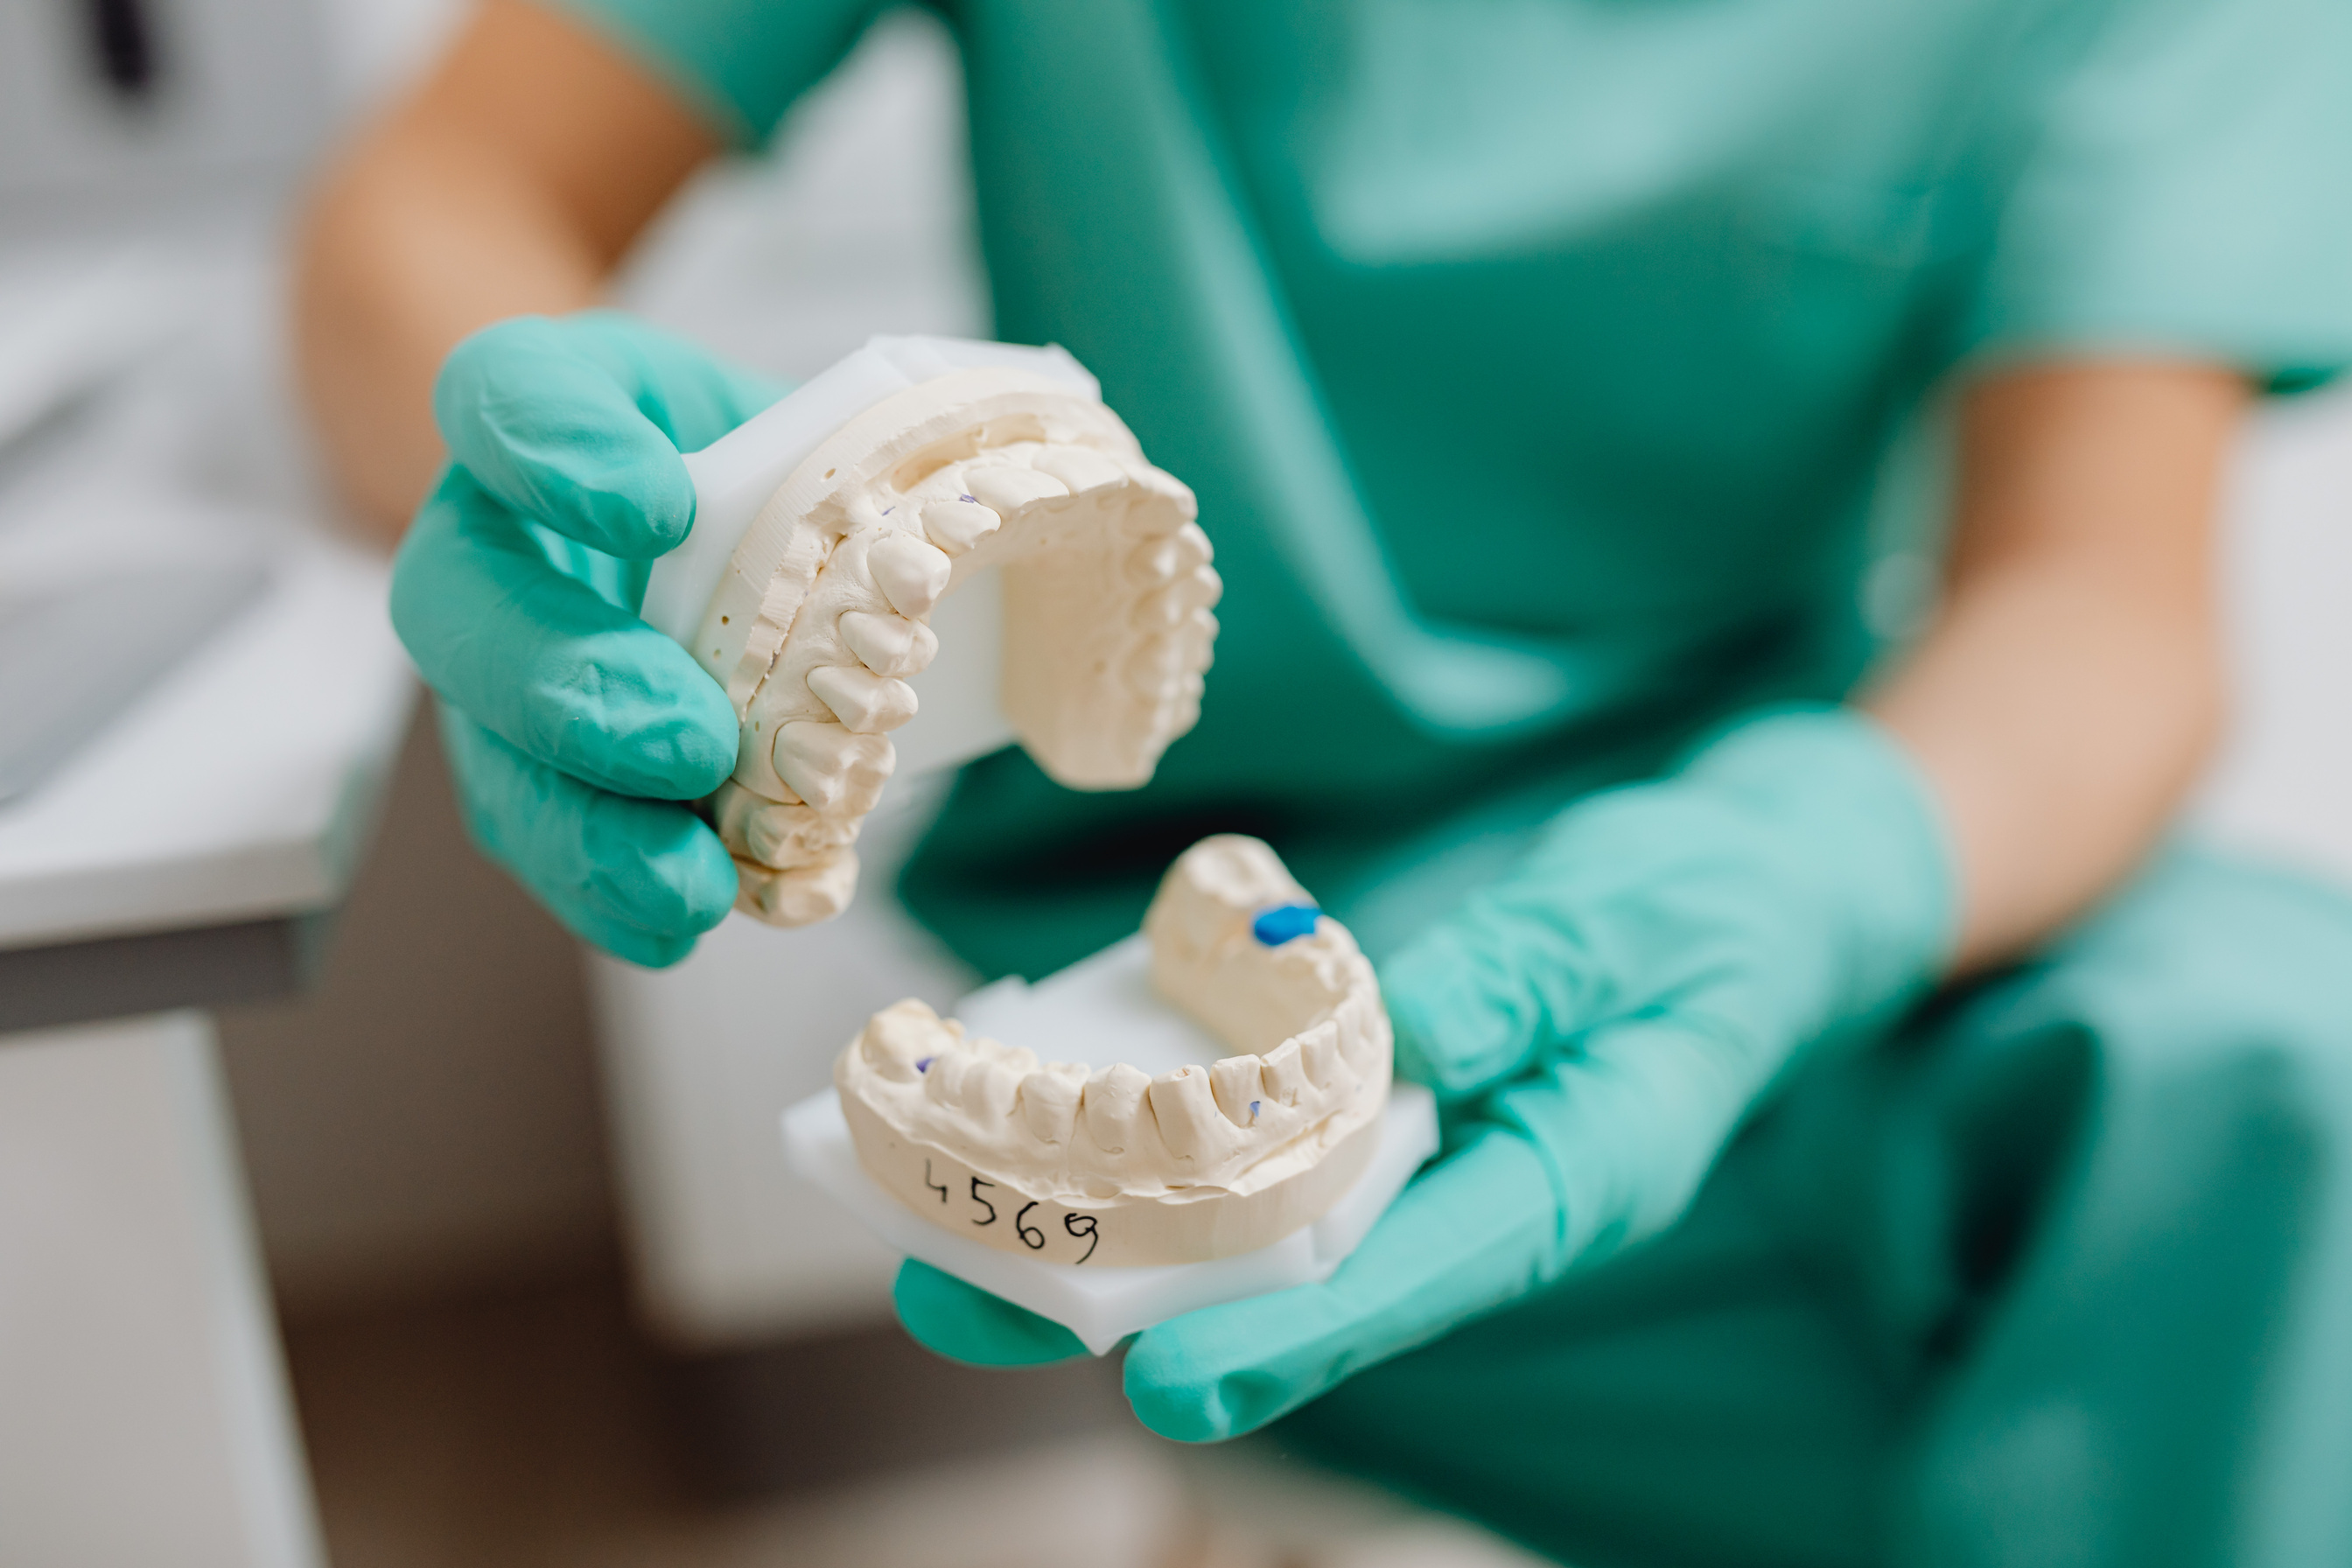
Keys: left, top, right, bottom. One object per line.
{"left": 784, "top": 1079, "right": 1435, "bottom": 1355}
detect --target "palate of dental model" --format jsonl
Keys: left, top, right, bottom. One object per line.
{"left": 834, "top": 836, "right": 1393, "bottom": 1267}
{"left": 687, "top": 364, "right": 1219, "bottom": 927}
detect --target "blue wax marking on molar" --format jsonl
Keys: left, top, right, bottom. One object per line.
{"left": 880, "top": 506, "right": 894, "bottom": 515}
{"left": 1249, "top": 1100, "right": 1261, "bottom": 1120}
{"left": 915, "top": 1057, "right": 934, "bottom": 1074}
{"left": 959, "top": 494, "right": 977, "bottom": 503}
{"left": 1250, "top": 904, "right": 1320, "bottom": 947}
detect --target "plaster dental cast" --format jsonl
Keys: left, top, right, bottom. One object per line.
{"left": 299, "top": 1, "right": 2352, "bottom": 1563}
{"left": 839, "top": 836, "right": 1391, "bottom": 1268}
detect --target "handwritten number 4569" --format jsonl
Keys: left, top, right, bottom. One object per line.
{"left": 920, "top": 1160, "right": 1099, "bottom": 1264}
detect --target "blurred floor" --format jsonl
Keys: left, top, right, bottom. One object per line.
{"left": 282, "top": 1266, "right": 1548, "bottom": 1568}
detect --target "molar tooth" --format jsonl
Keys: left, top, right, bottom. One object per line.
{"left": 736, "top": 849, "right": 858, "bottom": 926}
{"left": 1259, "top": 1038, "right": 1306, "bottom": 1106}
{"left": 870, "top": 533, "right": 952, "bottom": 619}
{"left": 857, "top": 999, "right": 941, "bottom": 1082}
{"left": 718, "top": 789, "right": 859, "bottom": 869}
{"left": 920, "top": 498, "right": 1002, "bottom": 554}
{"left": 1030, "top": 447, "right": 1126, "bottom": 494}
{"left": 1082, "top": 1063, "right": 1151, "bottom": 1156}
{"left": 773, "top": 722, "right": 894, "bottom": 816}
{"left": 1018, "top": 1070, "right": 1081, "bottom": 1144}
{"left": 1147, "top": 1067, "right": 1227, "bottom": 1164}
{"left": 1125, "top": 472, "right": 1196, "bottom": 529}
{"left": 808, "top": 663, "right": 919, "bottom": 732}
{"left": 839, "top": 610, "right": 937, "bottom": 677}
{"left": 963, "top": 466, "right": 1068, "bottom": 515}
{"left": 1121, "top": 633, "right": 1186, "bottom": 697}
{"left": 1209, "top": 1056, "right": 1265, "bottom": 1126}
{"left": 1124, "top": 523, "right": 1212, "bottom": 587}
{"left": 1136, "top": 569, "right": 1222, "bottom": 630}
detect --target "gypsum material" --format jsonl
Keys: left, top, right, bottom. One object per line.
{"left": 654, "top": 338, "right": 1218, "bottom": 928}
{"left": 834, "top": 836, "right": 1392, "bottom": 1267}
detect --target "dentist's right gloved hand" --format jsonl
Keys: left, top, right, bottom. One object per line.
{"left": 389, "top": 312, "right": 782, "bottom": 966}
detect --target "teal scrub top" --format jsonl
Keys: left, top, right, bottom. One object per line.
{"left": 564, "top": 0, "right": 2352, "bottom": 975}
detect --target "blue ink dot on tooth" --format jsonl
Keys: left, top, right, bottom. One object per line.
{"left": 959, "top": 494, "right": 976, "bottom": 503}
{"left": 915, "top": 1057, "right": 934, "bottom": 1074}
{"left": 1251, "top": 904, "right": 1320, "bottom": 946}
{"left": 1249, "top": 1100, "right": 1261, "bottom": 1120}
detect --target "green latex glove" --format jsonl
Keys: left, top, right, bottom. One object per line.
{"left": 388, "top": 312, "right": 782, "bottom": 966}
{"left": 892, "top": 707, "right": 1956, "bottom": 1438}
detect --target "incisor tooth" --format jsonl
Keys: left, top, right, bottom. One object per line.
{"left": 870, "top": 533, "right": 952, "bottom": 618}
{"left": 1259, "top": 1038, "right": 1306, "bottom": 1106}
{"left": 964, "top": 466, "right": 1068, "bottom": 514}
{"left": 773, "top": 721, "right": 894, "bottom": 815}
{"left": 1209, "top": 1056, "right": 1264, "bottom": 1126}
{"left": 920, "top": 498, "right": 1001, "bottom": 554}
{"left": 808, "top": 662, "right": 919, "bottom": 733}
{"left": 839, "top": 610, "right": 937, "bottom": 677}
{"left": 1148, "top": 1067, "right": 1228, "bottom": 1164}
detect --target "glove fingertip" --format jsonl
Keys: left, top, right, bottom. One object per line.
{"left": 892, "top": 1261, "right": 1090, "bottom": 1367}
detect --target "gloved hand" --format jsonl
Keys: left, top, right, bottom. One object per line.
{"left": 389, "top": 312, "right": 782, "bottom": 966}
{"left": 892, "top": 707, "right": 1956, "bottom": 1438}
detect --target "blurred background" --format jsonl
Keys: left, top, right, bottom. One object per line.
{"left": 2, "top": 3, "right": 2348, "bottom": 1565}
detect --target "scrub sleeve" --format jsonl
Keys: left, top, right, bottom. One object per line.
{"left": 555, "top": 0, "right": 2352, "bottom": 1561}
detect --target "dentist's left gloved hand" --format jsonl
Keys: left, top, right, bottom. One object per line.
{"left": 389, "top": 311, "right": 782, "bottom": 966}
{"left": 892, "top": 707, "right": 1957, "bottom": 1438}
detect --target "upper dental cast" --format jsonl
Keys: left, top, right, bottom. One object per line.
{"left": 688, "top": 367, "right": 1222, "bottom": 926}
{"left": 835, "top": 837, "right": 1395, "bottom": 1267}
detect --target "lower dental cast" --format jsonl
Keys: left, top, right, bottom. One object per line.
{"left": 834, "top": 837, "right": 1394, "bottom": 1267}
{"left": 689, "top": 368, "right": 1221, "bottom": 927}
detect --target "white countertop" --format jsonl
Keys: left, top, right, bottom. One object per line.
{"left": 0, "top": 232, "right": 415, "bottom": 952}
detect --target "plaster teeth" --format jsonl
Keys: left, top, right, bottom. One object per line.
{"left": 696, "top": 361, "right": 1214, "bottom": 928}
{"left": 835, "top": 835, "right": 1392, "bottom": 1265}
{"left": 1122, "top": 634, "right": 1187, "bottom": 697}
{"left": 1259, "top": 1038, "right": 1306, "bottom": 1106}
{"left": 1031, "top": 447, "right": 1127, "bottom": 494}
{"left": 1018, "top": 1069, "right": 1082, "bottom": 1144}
{"left": 1083, "top": 1063, "right": 1152, "bottom": 1156}
{"left": 1209, "top": 1056, "right": 1264, "bottom": 1126}
{"left": 967, "top": 1054, "right": 1025, "bottom": 1123}
{"left": 920, "top": 498, "right": 1002, "bottom": 555}
{"left": 1299, "top": 1020, "right": 1348, "bottom": 1092}
{"left": 858, "top": 999, "right": 945, "bottom": 1082}
{"left": 963, "top": 466, "right": 1068, "bottom": 514}
{"left": 715, "top": 784, "right": 859, "bottom": 869}
{"left": 735, "top": 848, "right": 858, "bottom": 926}
{"left": 773, "top": 721, "right": 894, "bottom": 815}
{"left": 838, "top": 610, "right": 938, "bottom": 677}
{"left": 1136, "top": 568, "right": 1222, "bottom": 630}
{"left": 808, "top": 662, "right": 920, "bottom": 733}
{"left": 870, "top": 532, "right": 953, "bottom": 619}
{"left": 1148, "top": 1066, "right": 1230, "bottom": 1165}
{"left": 1125, "top": 523, "right": 1212, "bottom": 587}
